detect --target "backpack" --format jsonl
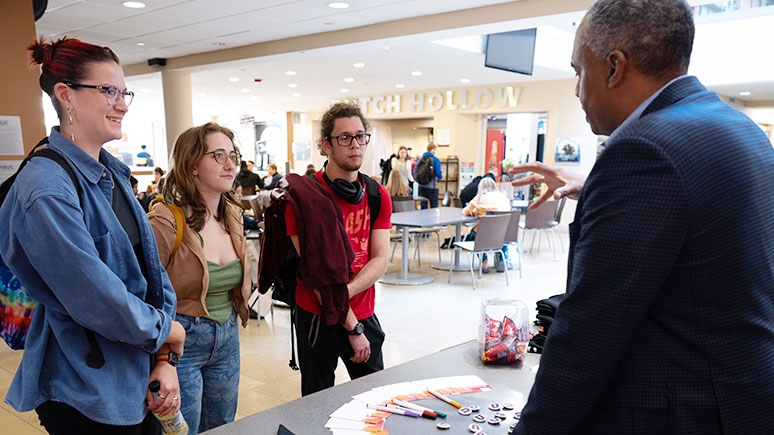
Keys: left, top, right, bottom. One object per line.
{"left": 414, "top": 155, "right": 434, "bottom": 185}
{"left": 259, "top": 173, "right": 382, "bottom": 370}
{"left": 149, "top": 201, "right": 187, "bottom": 258}
{"left": 0, "top": 139, "right": 81, "bottom": 350}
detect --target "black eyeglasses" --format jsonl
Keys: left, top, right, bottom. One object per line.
{"left": 204, "top": 149, "right": 241, "bottom": 165}
{"left": 327, "top": 133, "right": 371, "bottom": 147}
{"left": 65, "top": 82, "right": 134, "bottom": 106}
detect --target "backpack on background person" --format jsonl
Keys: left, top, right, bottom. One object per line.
{"left": 414, "top": 156, "right": 434, "bottom": 185}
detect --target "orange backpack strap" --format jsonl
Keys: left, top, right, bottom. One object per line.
{"left": 168, "top": 203, "right": 186, "bottom": 257}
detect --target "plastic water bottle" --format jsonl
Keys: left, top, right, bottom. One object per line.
{"left": 148, "top": 380, "right": 189, "bottom": 435}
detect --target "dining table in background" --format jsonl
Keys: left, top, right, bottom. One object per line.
{"left": 379, "top": 207, "right": 478, "bottom": 286}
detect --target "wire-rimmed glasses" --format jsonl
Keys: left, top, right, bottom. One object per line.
{"left": 204, "top": 149, "right": 241, "bottom": 165}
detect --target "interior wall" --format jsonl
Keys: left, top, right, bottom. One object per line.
{"left": 0, "top": 0, "right": 46, "bottom": 158}
{"left": 390, "top": 126, "right": 431, "bottom": 157}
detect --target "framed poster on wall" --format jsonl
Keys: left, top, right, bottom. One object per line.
{"left": 555, "top": 137, "right": 581, "bottom": 163}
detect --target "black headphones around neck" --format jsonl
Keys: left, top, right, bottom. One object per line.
{"left": 321, "top": 162, "right": 364, "bottom": 204}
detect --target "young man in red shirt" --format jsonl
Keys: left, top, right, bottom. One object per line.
{"left": 285, "top": 102, "right": 392, "bottom": 396}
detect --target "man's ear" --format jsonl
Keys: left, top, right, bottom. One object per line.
{"left": 606, "top": 50, "right": 627, "bottom": 88}
{"left": 320, "top": 138, "right": 333, "bottom": 156}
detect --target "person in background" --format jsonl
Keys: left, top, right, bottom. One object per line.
{"left": 137, "top": 144, "right": 152, "bottom": 166}
{"left": 282, "top": 102, "right": 392, "bottom": 396}
{"left": 262, "top": 163, "right": 282, "bottom": 190}
{"left": 392, "top": 145, "right": 414, "bottom": 189}
{"left": 153, "top": 166, "right": 166, "bottom": 192}
{"left": 304, "top": 163, "right": 316, "bottom": 176}
{"left": 414, "top": 143, "right": 443, "bottom": 209}
{"left": 509, "top": 1, "right": 774, "bottom": 433}
{"left": 130, "top": 175, "right": 145, "bottom": 207}
{"left": 148, "top": 122, "right": 251, "bottom": 434}
{"left": 246, "top": 160, "right": 256, "bottom": 173}
{"left": 462, "top": 177, "right": 511, "bottom": 272}
{"left": 385, "top": 168, "right": 410, "bottom": 197}
{"left": 0, "top": 36, "right": 184, "bottom": 433}
{"left": 232, "top": 184, "right": 261, "bottom": 232}
{"left": 459, "top": 172, "right": 496, "bottom": 207}
{"left": 236, "top": 160, "right": 263, "bottom": 194}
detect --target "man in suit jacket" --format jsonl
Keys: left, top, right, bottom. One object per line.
{"left": 511, "top": 1, "right": 774, "bottom": 434}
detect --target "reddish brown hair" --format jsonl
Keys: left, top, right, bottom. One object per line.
{"left": 27, "top": 37, "right": 120, "bottom": 119}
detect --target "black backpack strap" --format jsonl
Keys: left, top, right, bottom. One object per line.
{"left": 361, "top": 174, "right": 381, "bottom": 227}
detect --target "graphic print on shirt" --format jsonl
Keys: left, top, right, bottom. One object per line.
{"left": 344, "top": 205, "right": 371, "bottom": 270}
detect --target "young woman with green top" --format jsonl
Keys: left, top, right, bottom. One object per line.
{"left": 148, "top": 122, "right": 251, "bottom": 435}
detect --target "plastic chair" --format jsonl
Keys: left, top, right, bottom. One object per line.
{"left": 486, "top": 210, "right": 523, "bottom": 278}
{"left": 521, "top": 200, "right": 561, "bottom": 259}
{"left": 448, "top": 213, "right": 510, "bottom": 289}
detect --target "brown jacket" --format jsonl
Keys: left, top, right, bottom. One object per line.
{"left": 148, "top": 202, "right": 250, "bottom": 327}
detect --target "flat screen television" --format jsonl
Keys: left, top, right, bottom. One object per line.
{"left": 484, "top": 28, "right": 537, "bottom": 76}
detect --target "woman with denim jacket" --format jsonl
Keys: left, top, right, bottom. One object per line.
{"left": 148, "top": 122, "right": 251, "bottom": 435}
{"left": 0, "top": 37, "right": 185, "bottom": 433}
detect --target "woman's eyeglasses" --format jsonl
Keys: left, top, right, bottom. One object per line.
{"left": 204, "top": 149, "right": 241, "bottom": 165}
{"left": 327, "top": 133, "right": 371, "bottom": 147}
{"left": 65, "top": 82, "right": 134, "bottom": 106}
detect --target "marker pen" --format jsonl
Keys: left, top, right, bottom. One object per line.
{"left": 366, "top": 404, "right": 421, "bottom": 418}
{"left": 392, "top": 399, "right": 444, "bottom": 419}
{"left": 426, "top": 389, "right": 463, "bottom": 409}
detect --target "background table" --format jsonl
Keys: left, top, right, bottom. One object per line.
{"left": 379, "top": 208, "right": 478, "bottom": 285}
{"left": 204, "top": 340, "right": 538, "bottom": 434}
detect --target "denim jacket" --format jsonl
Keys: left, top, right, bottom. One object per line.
{"left": 0, "top": 128, "right": 177, "bottom": 425}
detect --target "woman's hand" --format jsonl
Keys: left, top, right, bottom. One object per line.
{"left": 146, "top": 361, "right": 181, "bottom": 418}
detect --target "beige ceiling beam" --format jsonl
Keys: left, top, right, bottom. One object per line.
{"left": 123, "top": 0, "right": 593, "bottom": 77}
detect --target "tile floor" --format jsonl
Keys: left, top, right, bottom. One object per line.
{"left": 0, "top": 225, "right": 568, "bottom": 433}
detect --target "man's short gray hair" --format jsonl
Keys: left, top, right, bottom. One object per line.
{"left": 583, "top": 0, "right": 694, "bottom": 79}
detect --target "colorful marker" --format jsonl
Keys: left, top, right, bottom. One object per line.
{"left": 426, "top": 389, "right": 463, "bottom": 409}
{"left": 366, "top": 403, "right": 421, "bottom": 418}
{"left": 391, "top": 399, "right": 437, "bottom": 420}
{"left": 393, "top": 399, "right": 447, "bottom": 419}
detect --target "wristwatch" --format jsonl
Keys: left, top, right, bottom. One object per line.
{"left": 347, "top": 322, "right": 365, "bottom": 336}
{"left": 156, "top": 352, "right": 180, "bottom": 367}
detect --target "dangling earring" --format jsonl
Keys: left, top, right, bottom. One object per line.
{"left": 66, "top": 106, "right": 75, "bottom": 142}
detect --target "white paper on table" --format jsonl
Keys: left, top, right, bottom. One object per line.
{"left": 328, "top": 400, "right": 385, "bottom": 422}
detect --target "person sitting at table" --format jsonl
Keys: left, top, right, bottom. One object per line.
{"left": 462, "top": 177, "right": 511, "bottom": 272}
{"left": 385, "top": 168, "right": 409, "bottom": 197}
{"left": 459, "top": 172, "right": 496, "bottom": 207}
{"left": 232, "top": 184, "right": 261, "bottom": 232}
{"left": 236, "top": 160, "right": 263, "bottom": 194}
{"left": 262, "top": 163, "right": 282, "bottom": 190}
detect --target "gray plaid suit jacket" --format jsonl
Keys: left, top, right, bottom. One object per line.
{"left": 515, "top": 76, "right": 774, "bottom": 435}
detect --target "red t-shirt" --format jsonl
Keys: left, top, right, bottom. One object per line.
{"left": 285, "top": 172, "right": 392, "bottom": 319}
